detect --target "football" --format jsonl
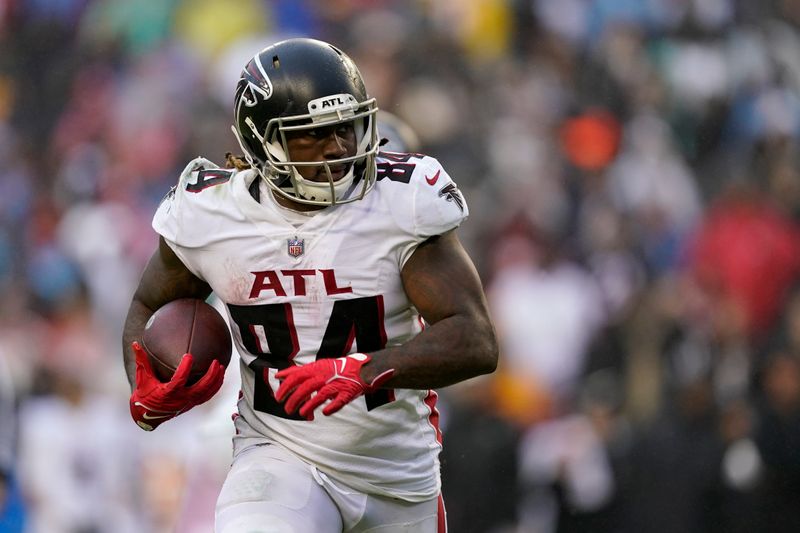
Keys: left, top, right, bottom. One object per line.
{"left": 142, "top": 298, "right": 232, "bottom": 384}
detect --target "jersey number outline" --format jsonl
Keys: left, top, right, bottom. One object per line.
{"left": 185, "top": 169, "right": 233, "bottom": 193}
{"left": 376, "top": 152, "right": 419, "bottom": 183}
{"left": 228, "top": 295, "right": 394, "bottom": 420}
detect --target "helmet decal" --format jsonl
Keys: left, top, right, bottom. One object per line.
{"left": 240, "top": 55, "right": 273, "bottom": 107}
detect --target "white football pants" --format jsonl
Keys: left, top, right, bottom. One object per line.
{"left": 215, "top": 443, "right": 445, "bottom": 532}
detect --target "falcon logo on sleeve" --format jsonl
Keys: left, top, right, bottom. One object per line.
{"left": 158, "top": 186, "right": 177, "bottom": 212}
{"left": 438, "top": 183, "right": 465, "bottom": 213}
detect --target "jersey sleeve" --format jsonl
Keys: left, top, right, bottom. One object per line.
{"left": 151, "top": 157, "right": 228, "bottom": 280}
{"left": 152, "top": 157, "right": 217, "bottom": 241}
{"left": 395, "top": 156, "right": 469, "bottom": 267}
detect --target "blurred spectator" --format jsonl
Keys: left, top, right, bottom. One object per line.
{"left": 754, "top": 350, "right": 800, "bottom": 533}
{"left": 559, "top": 108, "right": 621, "bottom": 173}
{"left": 439, "top": 377, "right": 520, "bottom": 533}
{"left": 0, "top": 352, "right": 24, "bottom": 532}
{"left": 487, "top": 214, "right": 608, "bottom": 425}
{"left": 517, "top": 371, "right": 628, "bottom": 533}
{"left": 751, "top": 285, "right": 800, "bottom": 533}
{"left": 0, "top": 349, "right": 14, "bottom": 496}
{"left": 16, "top": 298, "right": 141, "bottom": 532}
{"left": 606, "top": 111, "right": 703, "bottom": 273}
{"left": 622, "top": 371, "right": 726, "bottom": 533}
{"left": 80, "top": 0, "right": 179, "bottom": 57}
{"left": 173, "top": 0, "right": 269, "bottom": 60}
{"left": 17, "top": 368, "right": 141, "bottom": 532}
{"left": 686, "top": 182, "right": 800, "bottom": 343}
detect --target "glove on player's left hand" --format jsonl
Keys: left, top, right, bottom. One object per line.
{"left": 275, "top": 353, "right": 394, "bottom": 420}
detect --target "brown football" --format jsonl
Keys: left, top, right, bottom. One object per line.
{"left": 141, "top": 298, "right": 232, "bottom": 384}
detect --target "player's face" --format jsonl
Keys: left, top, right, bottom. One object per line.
{"left": 285, "top": 122, "right": 357, "bottom": 182}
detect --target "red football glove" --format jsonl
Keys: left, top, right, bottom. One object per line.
{"left": 129, "top": 341, "right": 225, "bottom": 431}
{"left": 275, "top": 353, "right": 394, "bottom": 420}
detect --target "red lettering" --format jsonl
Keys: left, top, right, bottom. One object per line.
{"left": 249, "top": 271, "right": 286, "bottom": 298}
{"left": 249, "top": 269, "right": 352, "bottom": 298}
{"left": 280, "top": 269, "right": 316, "bottom": 296}
{"left": 320, "top": 269, "right": 353, "bottom": 295}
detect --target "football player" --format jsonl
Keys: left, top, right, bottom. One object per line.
{"left": 122, "top": 38, "right": 498, "bottom": 532}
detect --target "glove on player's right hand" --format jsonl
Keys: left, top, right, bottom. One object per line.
{"left": 129, "top": 341, "right": 224, "bottom": 431}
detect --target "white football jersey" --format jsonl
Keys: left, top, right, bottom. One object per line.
{"left": 152, "top": 152, "right": 469, "bottom": 502}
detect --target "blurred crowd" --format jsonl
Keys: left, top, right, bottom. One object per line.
{"left": 3, "top": 0, "right": 800, "bottom": 532}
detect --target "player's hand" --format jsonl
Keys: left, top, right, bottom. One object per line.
{"left": 275, "top": 353, "right": 394, "bottom": 420}
{"left": 129, "top": 341, "right": 224, "bottom": 431}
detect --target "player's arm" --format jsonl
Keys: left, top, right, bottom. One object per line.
{"left": 122, "top": 236, "right": 212, "bottom": 389}
{"left": 122, "top": 236, "right": 224, "bottom": 431}
{"left": 366, "top": 229, "right": 498, "bottom": 387}
{"left": 276, "top": 229, "right": 498, "bottom": 419}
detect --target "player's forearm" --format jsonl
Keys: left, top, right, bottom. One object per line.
{"left": 123, "top": 239, "right": 213, "bottom": 389}
{"left": 122, "top": 297, "right": 157, "bottom": 389}
{"left": 363, "top": 312, "right": 498, "bottom": 389}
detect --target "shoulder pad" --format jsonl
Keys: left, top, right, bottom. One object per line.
{"left": 177, "top": 157, "right": 234, "bottom": 193}
{"left": 377, "top": 153, "right": 468, "bottom": 238}
{"left": 153, "top": 157, "right": 237, "bottom": 248}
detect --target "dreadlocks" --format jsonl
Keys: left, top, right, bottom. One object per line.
{"left": 225, "top": 152, "right": 251, "bottom": 171}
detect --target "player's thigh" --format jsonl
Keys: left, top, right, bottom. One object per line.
{"left": 352, "top": 493, "right": 441, "bottom": 533}
{"left": 215, "top": 444, "right": 342, "bottom": 533}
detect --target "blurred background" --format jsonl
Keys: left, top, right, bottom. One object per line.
{"left": 3, "top": 0, "right": 800, "bottom": 532}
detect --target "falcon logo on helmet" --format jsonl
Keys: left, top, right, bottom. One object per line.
{"left": 239, "top": 57, "right": 273, "bottom": 107}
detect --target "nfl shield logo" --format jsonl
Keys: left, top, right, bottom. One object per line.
{"left": 287, "top": 237, "right": 305, "bottom": 258}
